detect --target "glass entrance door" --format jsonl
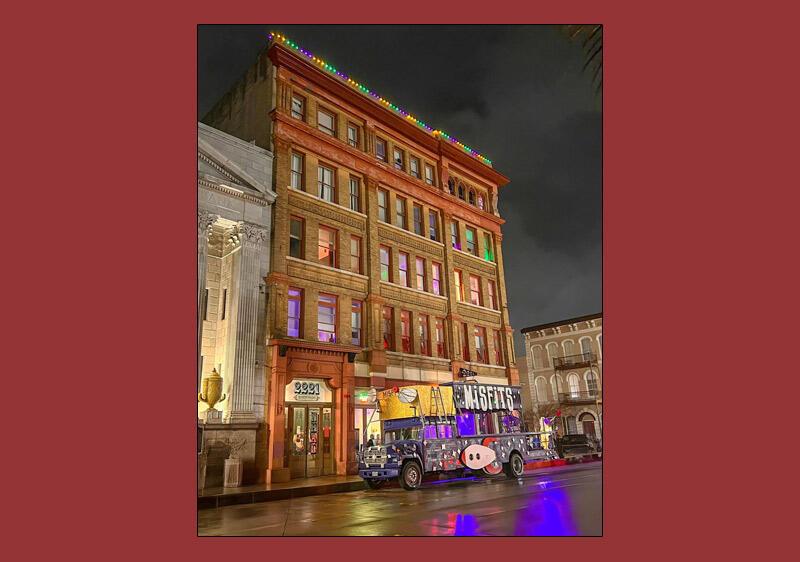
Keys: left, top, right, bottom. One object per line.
{"left": 286, "top": 404, "right": 335, "bottom": 479}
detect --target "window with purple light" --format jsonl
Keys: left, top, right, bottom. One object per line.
{"left": 437, "top": 425, "right": 453, "bottom": 439}
{"left": 456, "top": 413, "right": 476, "bottom": 436}
{"left": 288, "top": 288, "right": 302, "bottom": 338}
{"left": 424, "top": 425, "right": 437, "bottom": 439}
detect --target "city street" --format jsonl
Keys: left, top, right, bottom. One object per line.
{"left": 198, "top": 462, "right": 601, "bottom": 536}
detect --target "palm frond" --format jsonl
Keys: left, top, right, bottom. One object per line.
{"left": 563, "top": 24, "right": 603, "bottom": 96}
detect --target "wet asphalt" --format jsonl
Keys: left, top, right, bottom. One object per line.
{"left": 198, "top": 462, "right": 602, "bottom": 536}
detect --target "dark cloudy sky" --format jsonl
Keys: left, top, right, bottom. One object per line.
{"left": 198, "top": 25, "right": 601, "bottom": 357}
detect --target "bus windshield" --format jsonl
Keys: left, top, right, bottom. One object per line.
{"left": 383, "top": 427, "right": 422, "bottom": 443}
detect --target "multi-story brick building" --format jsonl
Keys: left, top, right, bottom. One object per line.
{"left": 203, "top": 32, "right": 518, "bottom": 483}
{"left": 519, "top": 313, "right": 602, "bottom": 439}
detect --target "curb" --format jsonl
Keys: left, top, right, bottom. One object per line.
{"left": 198, "top": 480, "right": 367, "bottom": 509}
{"left": 524, "top": 454, "right": 602, "bottom": 471}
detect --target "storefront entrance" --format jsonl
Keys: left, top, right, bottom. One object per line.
{"left": 286, "top": 404, "right": 335, "bottom": 478}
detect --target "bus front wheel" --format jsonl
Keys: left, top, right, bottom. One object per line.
{"left": 400, "top": 461, "right": 422, "bottom": 490}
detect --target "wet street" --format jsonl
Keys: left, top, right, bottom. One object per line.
{"left": 198, "top": 462, "right": 601, "bottom": 536}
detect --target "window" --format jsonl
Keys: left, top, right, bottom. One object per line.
{"left": 477, "top": 412, "right": 498, "bottom": 435}
{"left": 483, "top": 233, "right": 494, "bottom": 261}
{"left": 458, "top": 184, "right": 465, "bottom": 200}
{"left": 432, "top": 263, "right": 442, "bottom": 296}
{"left": 291, "top": 94, "right": 305, "bottom": 120}
{"left": 349, "top": 177, "right": 360, "bottom": 212}
{"left": 203, "top": 288, "right": 209, "bottom": 320}
{"left": 435, "top": 317, "right": 447, "bottom": 358}
{"left": 318, "top": 294, "right": 337, "bottom": 343}
{"left": 425, "top": 164, "right": 435, "bottom": 186}
{"left": 351, "top": 300, "right": 362, "bottom": 346}
{"left": 395, "top": 197, "right": 407, "bottom": 229}
{"left": 382, "top": 306, "right": 394, "bottom": 350}
{"left": 450, "top": 221, "right": 460, "bottom": 250}
{"left": 399, "top": 252, "right": 410, "bottom": 287}
{"left": 401, "top": 310, "right": 412, "bottom": 353}
{"left": 468, "top": 189, "right": 476, "bottom": 206}
{"left": 533, "top": 346, "right": 543, "bottom": 369}
{"left": 221, "top": 288, "right": 228, "bottom": 320}
{"left": 487, "top": 279, "right": 497, "bottom": 309}
{"left": 376, "top": 138, "right": 387, "bottom": 161}
{"left": 415, "top": 257, "right": 426, "bottom": 291}
{"left": 580, "top": 337, "right": 593, "bottom": 356}
{"left": 288, "top": 288, "right": 302, "bottom": 338}
{"left": 447, "top": 178, "right": 455, "bottom": 195}
{"left": 380, "top": 245, "right": 391, "bottom": 282}
{"left": 318, "top": 226, "right": 337, "bottom": 268}
{"left": 378, "top": 189, "right": 389, "bottom": 222}
{"left": 535, "top": 377, "right": 549, "bottom": 402}
{"left": 546, "top": 343, "right": 559, "bottom": 366}
{"left": 586, "top": 372, "right": 599, "bottom": 395}
{"left": 291, "top": 153, "right": 304, "bottom": 190}
{"left": 551, "top": 375, "right": 564, "bottom": 399}
{"left": 465, "top": 227, "right": 477, "bottom": 255}
{"left": 454, "top": 270, "right": 465, "bottom": 302}
{"left": 413, "top": 204, "right": 423, "bottom": 236}
{"left": 461, "top": 322, "right": 470, "bottom": 361}
{"left": 409, "top": 156, "right": 420, "bottom": 178}
{"left": 456, "top": 413, "right": 476, "bottom": 436}
{"left": 474, "top": 326, "right": 487, "bottom": 363}
{"left": 393, "top": 148, "right": 404, "bottom": 170}
{"left": 568, "top": 374, "right": 581, "bottom": 398}
{"left": 428, "top": 210, "right": 439, "bottom": 241}
{"left": 564, "top": 340, "right": 575, "bottom": 355}
{"left": 418, "top": 313, "right": 430, "bottom": 356}
{"left": 566, "top": 415, "right": 578, "bottom": 434}
{"left": 317, "top": 108, "right": 335, "bottom": 136}
{"left": 350, "top": 235, "right": 361, "bottom": 274}
{"left": 493, "top": 330, "right": 503, "bottom": 366}
{"left": 347, "top": 123, "right": 359, "bottom": 148}
{"left": 318, "top": 165, "right": 335, "bottom": 202}
{"left": 469, "top": 275, "right": 482, "bottom": 306}
{"left": 289, "top": 216, "right": 304, "bottom": 259}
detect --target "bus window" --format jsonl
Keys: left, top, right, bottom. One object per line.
{"left": 477, "top": 412, "right": 498, "bottom": 435}
{"left": 438, "top": 424, "right": 453, "bottom": 439}
{"left": 424, "top": 425, "right": 437, "bottom": 439}
{"left": 456, "top": 413, "right": 476, "bottom": 436}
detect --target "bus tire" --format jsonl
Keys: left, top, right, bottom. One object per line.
{"left": 365, "top": 478, "right": 386, "bottom": 490}
{"left": 400, "top": 461, "right": 422, "bottom": 490}
{"left": 504, "top": 452, "right": 524, "bottom": 478}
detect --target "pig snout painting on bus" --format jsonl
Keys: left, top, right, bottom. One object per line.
{"left": 460, "top": 437, "right": 498, "bottom": 470}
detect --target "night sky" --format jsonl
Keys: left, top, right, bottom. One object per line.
{"left": 198, "top": 25, "right": 601, "bottom": 357}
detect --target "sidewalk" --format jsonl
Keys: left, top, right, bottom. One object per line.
{"left": 198, "top": 455, "right": 602, "bottom": 509}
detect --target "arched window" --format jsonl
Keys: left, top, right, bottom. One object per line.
{"left": 535, "top": 377, "right": 548, "bottom": 403}
{"left": 579, "top": 412, "right": 597, "bottom": 437}
{"left": 563, "top": 340, "right": 575, "bottom": 356}
{"left": 546, "top": 343, "right": 559, "bottom": 366}
{"left": 550, "top": 374, "right": 564, "bottom": 400}
{"left": 568, "top": 373, "right": 580, "bottom": 397}
{"left": 458, "top": 184, "right": 465, "bottom": 200}
{"left": 532, "top": 346, "right": 543, "bottom": 369}
{"left": 478, "top": 195, "right": 484, "bottom": 210}
{"left": 585, "top": 371, "right": 599, "bottom": 396}
{"left": 468, "top": 189, "right": 476, "bottom": 205}
{"left": 580, "top": 337, "right": 593, "bottom": 356}
{"left": 447, "top": 178, "right": 455, "bottom": 195}
{"left": 597, "top": 334, "right": 602, "bottom": 357}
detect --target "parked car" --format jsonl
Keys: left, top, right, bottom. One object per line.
{"left": 555, "top": 434, "right": 599, "bottom": 458}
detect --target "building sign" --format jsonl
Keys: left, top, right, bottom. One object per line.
{"left": 458, "top": 368, "right": 478, "bottom": 378}
{"left": 309, "top": 410, "right": 319, "bottom": 454}
{"left": 285, "top": 378, "right": 333, "bottom": 403}
{"left": 451, "top": 382, "right": 522, "bottom": 412}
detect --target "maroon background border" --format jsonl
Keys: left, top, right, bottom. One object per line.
{"left": 14, "top": 2, "right": 782, "bottom": 555}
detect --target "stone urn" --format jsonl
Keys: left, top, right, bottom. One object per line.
{"left": 198, "top": 368, "right": 227, "bottom": 417}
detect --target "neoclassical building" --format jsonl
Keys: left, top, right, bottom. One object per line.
{"left": 197, "top": 122, "right": 275, "bottom": 485}
{"left": 203, "top": 32, "right": 518, "bottom": 483}
{"left": 519, "top": 313, "right": 602, "bottom": 439}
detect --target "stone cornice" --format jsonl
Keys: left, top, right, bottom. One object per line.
{"left": 198, "top": 177, "right": 269, "bottom": 207}
{"left": 288, "top": 189, "right": 367, "bottom": 231}
{"left": 377, "top": 225, "right": 445, "bottom": 259}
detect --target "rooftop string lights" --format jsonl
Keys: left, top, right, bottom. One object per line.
{"left": 268, "top": 31, "right": 492, "bottom": 166}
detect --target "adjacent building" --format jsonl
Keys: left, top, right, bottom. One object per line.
{"left": 202, "top": 33, "right": 518, "bottom": 483}
{"left": 520, "top": 313, "right": 602, "bottom": 439}
{"left": 197, "top": 122, "right": 275, "bottom": 485}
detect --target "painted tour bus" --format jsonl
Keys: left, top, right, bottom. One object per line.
{"left": 357, "top": 379, "right": 557, "bottom": 490}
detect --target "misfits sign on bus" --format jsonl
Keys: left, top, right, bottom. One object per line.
{"left": 451, "top": 382, "right": 522, "bottom": 412}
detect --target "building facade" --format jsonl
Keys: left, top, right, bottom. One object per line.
{"left": 197, "top": 122, "right": 275, "bottom": 486}
{"left": 520, "top": 313, "right": 602, "bottom": 439}
{"left": 203, "top": 34, "right": 518, "bottom": 483}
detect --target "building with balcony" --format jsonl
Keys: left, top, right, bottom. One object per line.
{"left": 519, "top": 313, "right": 602, "bottom": 438}
{"left": 202, "top": 32, "right": 519, "bottom": 483}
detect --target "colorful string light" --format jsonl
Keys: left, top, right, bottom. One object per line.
{"left": 268, "top": 31, "right": 492, "bottom": 165}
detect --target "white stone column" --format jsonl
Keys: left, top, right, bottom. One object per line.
{"left": 198, "top": 210, "right": 218, "bottom": 391}
{"left": 227, "top": 221, "right": 269, "bottom": 423}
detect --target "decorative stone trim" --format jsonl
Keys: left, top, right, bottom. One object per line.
{"left": 386, "top": 351, "right": 452, "bottom": 364}
{"left": 198, "top": 209, "right": 218, "bottom": 239}
{"left": 199, "top": 151, "right": 246, "bottom": 185}
{"left": 288, "top": 189, "right": 367, "bottom": 230}
{"left": 286, "top": 256, "right": 369, "bottom": 280}
{"left": 453, "top": 249, "right": 497, "bottom": 276}
{"left": 459, "top": 300, "right": 502, "bottom": 316}
{"left": 199, "top": 178, "right": 268, "bottom": 206}
{"left": 377, "top": 225, "right": 445, "bottom": 258}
